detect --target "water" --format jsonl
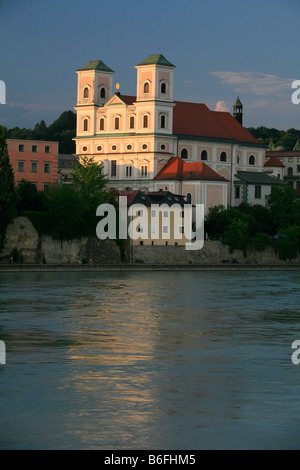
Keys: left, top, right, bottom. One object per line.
{"left": 0, "top": 270, "right": 300, "bottom": 450}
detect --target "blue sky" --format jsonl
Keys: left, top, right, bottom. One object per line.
{"left": 0, "top": 0, "right": 299, "bottom": 130}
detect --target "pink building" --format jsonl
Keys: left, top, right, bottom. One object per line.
{"left": 7, "top": 139, "right": 59, "bottom": 191}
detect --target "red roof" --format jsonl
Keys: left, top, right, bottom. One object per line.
{"left": 264, "top": 155, "right": 285, "bottom": 168}
{"left": 121, "top": 96, "right": 260, "bottom": 145}
{"left": 154, "top": 157, "right": 228, "bottom": 181}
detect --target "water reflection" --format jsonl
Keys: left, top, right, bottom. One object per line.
{"left": 0, "top": 271, "right": 300, "bottom": 449}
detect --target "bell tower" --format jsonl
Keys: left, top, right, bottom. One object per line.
{"left": 135, "top": 54, "right": 176, "bottom": 134}
{"left": 233, "top": 96, "right": 243, "bottom": 125}
{"left": 75, "top": 60, "right": 114, "bottom": 137}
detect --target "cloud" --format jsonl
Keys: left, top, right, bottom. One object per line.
{"left": 214, "top": 100, "right": 229, "bottom": 112}
{"left": 210, "top": 71, "right": 295, "bottom": 98}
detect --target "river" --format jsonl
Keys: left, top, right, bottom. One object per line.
{"left": 0, "top": 270, "right": 300, "bottom": 449}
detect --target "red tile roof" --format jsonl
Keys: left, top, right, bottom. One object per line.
{"left": 154, "top": 157, "right": 228, "bottom": 181}
{"left": 264, "top": 155, "right": 285, "bottom": 168}
{"left": 121, "top": 96, "right": 260, "bottom": 145}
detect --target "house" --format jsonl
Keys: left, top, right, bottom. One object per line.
{"left": 265, "top": 149, "right": 300, "bottom": 189}
{"left": 58, "top": 153, "right": 79, "bottom": 183}
{"left": 7, "top": 139, "right": 58, "bottom": 191}
{"left": 74, "top": 54, "right": 267, "bottom": 213}
{"left": 116, "top": 189, "right": 194, "bottom": 260}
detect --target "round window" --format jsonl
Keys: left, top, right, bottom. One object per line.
{"left": 112, "top": 145, "right": 117, "bottom": 151}
{"left": 161, "top": 144, "right": 166, "bottom": 150}
{"left": 127, "top": 145, "right": 132, "bottom": 150}
{"left": 97, "top": 146, "right": 102, "bottom": 151}
{"left": 82, "top": 146, "right": 87, "bottom": 152}
{"left": 142, "top": 144, "right": 148, "bottom": 150}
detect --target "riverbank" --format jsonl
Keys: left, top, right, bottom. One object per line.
{"left": 1, "top": 263, "right": 300, "bottom": 271}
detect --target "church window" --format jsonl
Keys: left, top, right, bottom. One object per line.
{"left": 161, "top": 82, "right": 167, "bottom": 95}
{"left": 111, "top": 160, "right": 117, "bottom": 177}
{"left": 100, "top": 87, "right": 106, "bottom": 99}
{"left": 130, "top": 116, "right": 135, "bottom": 129}
{"left": 99, "top": 118, "right": 105, "bottom": 131}
{"left": 201, "top": 150, "right": 208, "bottom": 161}
{"left": 127, "top": 144, "right": 132, "bottom": 150}
{"left": 142, "top": 144, "right": 148, "bottom": 150}
{"left": 97, "top": 146, "right": 102, "bottom": 152}
{"left": 126, "top": 165, "right": 133, "bottom": 178}
{"left": 160, "top": 114, "right": 166, "bottom": 129}
{"left": 83, "top": 119, "right": 88, "bottom": 131}
{"left": 115, "top": 117, "right": 120, "bottom": 130}
{"left": 143, "top": 115, "right": 148, "bottom": 128}
{"left": 141, "top": 165, "right": 148, "bottom": 177}
{"left": 220, "top": 151, "right": 227, "bottom": 162}
{"left": 143, "top": 82, "right": 149, "bottom": 94}
{"left": 249, "top": 155, "right": 255, "bottom": 165}
{"left": 83, "top": 87, "right": 89, "bottom": 99}
{"left": 181, "top": 148, "right": 188, "bottom": 159}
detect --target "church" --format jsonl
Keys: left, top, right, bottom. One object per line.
{"left": 74, "top": 54, "right": 276, "bottom": 214}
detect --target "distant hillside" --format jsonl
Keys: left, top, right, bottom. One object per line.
{"left": 247, "top": 126, "right": 300, "bottom": 151}
{"left": 7, "top": 110, "right": 76, "bottom": 154}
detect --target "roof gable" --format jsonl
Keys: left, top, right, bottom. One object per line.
{"left": 137, "top": 54, "right": 175, "bottom": 68}
{"left": 77, "top": 60, "right": 114, "bottom": 73}
{"left": 154, "top": 157, "right": 228, "bottom": 182}
{"left": 264, "top": 156, "right": 285, "bottom": 168}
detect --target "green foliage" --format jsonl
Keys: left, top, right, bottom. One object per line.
{"left": 0, "top": 126, "right": 18, "bottom": 251}
{"left": 44, "top": 183, "right": 91, "bottom": 240}
{"left": 7, "top": 110, "right": 76, "bottom": 154}
{"left": 249, "top": 232, "right": 270, "bottom": 251}
{"left": 266, "top": 185, "right": 300, "bottom": 231}
{"left": 247, "top": 126, "right": 300, "bottom": 150}
{"left": 17, "top": 180, "right": 47, "bottom": 214}
{"left": 222, "top": 218, "right": 249, "bottom": 256}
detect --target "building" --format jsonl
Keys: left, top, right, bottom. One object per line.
{"left": 116, "top": 189, "right": 193, "bottom": 260}
{"left": 58, "top": 153, "right": 79, "bottom": 183}
{"left": 7, "top": 139, "right": 59, "bottom": 191}
{"left": 265, "top": 149, "right": 300, "bottom": 189}
{"left": 74, "top": 54, "right": 270, "bottom": 214}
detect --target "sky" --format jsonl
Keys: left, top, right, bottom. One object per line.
{"left": 0, "top": 0, "right": 299, "bottom": 131}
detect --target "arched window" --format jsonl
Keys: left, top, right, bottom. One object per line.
{"left": 181, "top": 148, "right": 188, "bottom": 159}
{"left": 220, "top": 151, "right": 227, "bottom": 162}
{"left": 249, "top": 155, "right": 255, "bottom": 165}
{"left": 99, "top": 118, "right": 105, "bottom": 131}
{"left": 115, "top": 117, "right": 120, "bottom": 130}
{"left": 161, "top": 82, "right": 167, "bottom": 95}
{"left": 100, "top": 87, "right": 106, "bottom": 99}
{"left": 130, "top": 116, "right": 135, "bottom": 129}
{"left": 201, "top": 150, "right": 208, "bottom": 161}
{"left": 143, "top": 82, "right": 149, "bottom": 94}
{"left": 83, "top": 87, "right": 89, "bottom": 99}
{"left": 160, "top": 114, "right": 166, "bottom": 129}
{"left": 143, "top": 115, "right": 148, "bottom": 128}
{"left": 186, "top": 193, "right": 192, "bottom": 204}
{"left": 83, "top": 119, "right": 88, "bottom": 132}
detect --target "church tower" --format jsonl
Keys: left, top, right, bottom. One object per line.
{"left": 135, "top": 54, "right": 176, "bottom": 134}
{"left": 233, "top": 96, "right": 243, "bottom": 125}
{"left": 75, "top": 60, "right": 114, "bottom": 137}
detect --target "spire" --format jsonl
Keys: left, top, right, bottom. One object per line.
{"left": 233, "top": 96, "right": 243, "bottom": 125}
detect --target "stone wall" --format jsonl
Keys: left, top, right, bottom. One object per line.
{"left": 0, "top": 217, "right": 121, "bottom": 264}
{"left": 132, "top": 240, "right": 300, "bottom": 265}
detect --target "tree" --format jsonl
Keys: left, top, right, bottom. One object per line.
{"left": 0, "top": 126, "right": 18, "bottom": 250}
{"left": 16, "top": 180, "right": 47, "bottom": 214}
{"left": 72, "top": 156, "right": 114, "bottom": 207}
